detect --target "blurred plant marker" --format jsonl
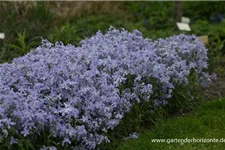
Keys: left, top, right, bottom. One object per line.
{"left": 181, "top": 16, "right": 190, "bottom": 24}
{"left": 0, "top": 33, "right": 5, "bottom": 39}
{"left": 198, "top": 35, "right": 208, "bottom": 46}
{"left": 176, "top": 22, "right": 191, "bottom": 31}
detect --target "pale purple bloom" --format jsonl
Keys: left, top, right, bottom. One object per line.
{"left": 0, "top": 27, "right": 213, "bottom": 149}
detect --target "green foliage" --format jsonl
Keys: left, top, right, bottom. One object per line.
{"left": 0, "top": 2, "right": 55, "bottom": 62}
{"left": 8, "top": 31, "right": 39, "bottom": 55}
{"left": 191, "top": 20, "right": 225, "bottom": 55}
{"left": 124, "top": 2, "right": 174, "bottom": 30}
{"left": 183, "top": 1, "right": 225, "bottom": 20}
{"left": 73, "top": 14, "right": 127, "bottom": 36}
{"left": 29, "top": 2, "right": 54, "bottom": 25}
{"left": 47, "top": 23, "right": 83, "bottom": 46}
{"left": 46, "top": 14, "right": 181, "bottom": 46}
{"left": 189, "top": 20, "right": 225, "bottom": 73}
{"left": 0, "top": 3, "right": 54, "bottom": 43}
{"left": 46, "top": 15, "right": 146, "bottom": 45}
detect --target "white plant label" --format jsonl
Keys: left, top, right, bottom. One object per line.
{"left": 176, "top": 22, "right": 191, "bottom": 31}
{"left": 0, "top": 33, "right": 5, "bottom": 39}
{"left": 181, "top": 16, "right": 190, "bottom": 24}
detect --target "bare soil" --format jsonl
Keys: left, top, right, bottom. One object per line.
{"left": 203, "top": 76, "right": 225, "bottom": 99}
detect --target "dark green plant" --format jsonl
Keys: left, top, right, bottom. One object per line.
{"left": 183, "top": 1, "right": 225, "bottom": 21}
{"left": 29, "top": 2, "right": 54, "bottom": 25}
{"left": 0, "top": 2, "right": 56, "bottom": 63}
{"left": 47, "top": 23, "right": 83, "bottom": 46}
{"left": 191, "top": 20, "right": 225, "bottom": 56}
{"left": 124, "top": 2, "right": 174, "bottom": 30}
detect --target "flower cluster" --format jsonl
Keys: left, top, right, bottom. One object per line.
{"left": 0, "top": 27, "right": 212, "bottom": 149}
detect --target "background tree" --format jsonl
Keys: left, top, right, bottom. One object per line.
{"left": 174, "top": 1, "right": 183, "bottom": 27}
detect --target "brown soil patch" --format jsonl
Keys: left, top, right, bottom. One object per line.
{"left": 203, "top": 76, "right": 225, "bottom": 100}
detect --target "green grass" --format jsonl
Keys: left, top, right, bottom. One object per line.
{"left": 117, "top": 98, "right": 225, "bottom": 150}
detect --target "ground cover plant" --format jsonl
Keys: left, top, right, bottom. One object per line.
{"left": 1, "top": 2, "right": 225, "bottom": 150}
{"left": 0, "top": 28, "right": 214, "bottom": 149}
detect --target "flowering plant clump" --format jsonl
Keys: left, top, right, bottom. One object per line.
{"left": 0, "top": 27, "right": 213, "bottom": 149}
